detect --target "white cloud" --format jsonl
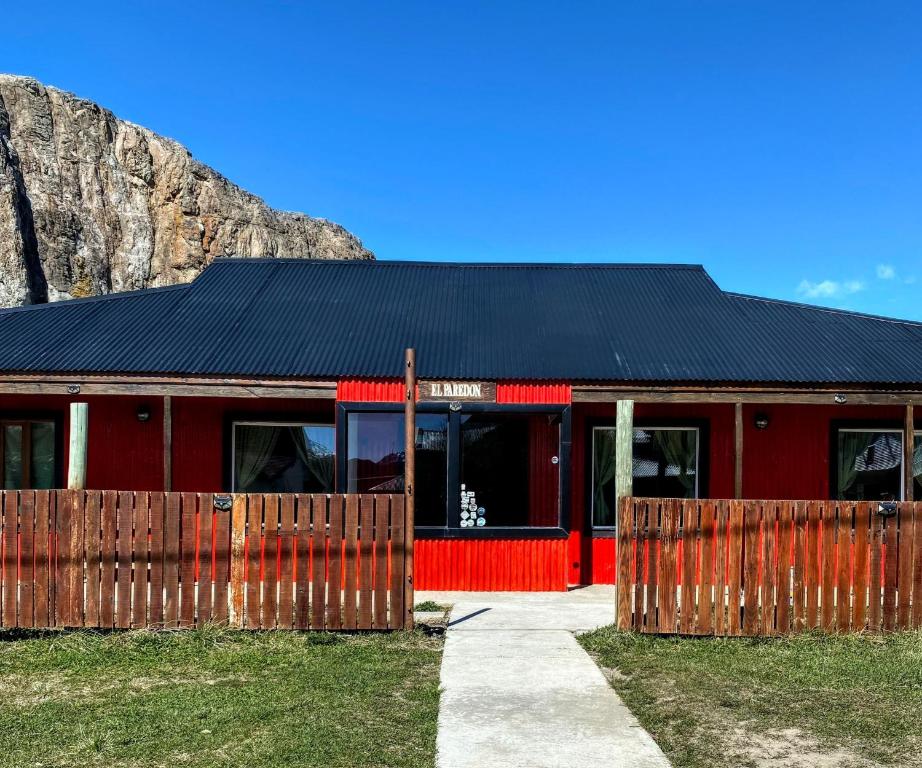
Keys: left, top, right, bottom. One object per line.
{"left": 905, "top": 275, "right": 917, "bottom": 285}
{"left": 796, "top": 279, "right": 865, "bottom": 299}
{"left": 877, "top": 264, "right": 896, "bottom": 280}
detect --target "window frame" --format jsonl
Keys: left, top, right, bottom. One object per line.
{"left": 830, "top": 421, "right": 908, "bottom": 501}
{"left": 336, "top": 401, "right": 571, "bottom": 539}
{"left": 0, "top": 412, "right": 64, "bottom": 490}
{"left": 585, "top": 417, "right": 709, "bottom": 537}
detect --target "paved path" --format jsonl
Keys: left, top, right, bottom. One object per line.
{"left": 418, "top": 586, "right": 670, "bottom": 768}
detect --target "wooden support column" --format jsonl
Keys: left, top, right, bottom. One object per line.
{"left": 614, "top": 399, "right": 633, "bottom": 625}
{"left": 403, "top": 348, "right": 416, "bottom": 629}
{"left": 904, "top": 403, "right": 914, "bottom": 501}
{"left": 734, "top": 402, "right": 743, "bottom": 500}
{"left": 163, "top": 395, "right": 172, "bottom": 492}
{"left": 67, "top": 402, "right": 88, "bottom": 490}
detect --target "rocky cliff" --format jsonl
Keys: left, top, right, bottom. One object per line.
{"left": 0, "top": 75, "right": 372, "bottom": 306}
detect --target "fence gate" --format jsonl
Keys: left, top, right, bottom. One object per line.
{"left": 617, "top": 497, "right": 922, "bottom": 636}
{"left": 0, "top": 490, "right": 410, "bottom": 631}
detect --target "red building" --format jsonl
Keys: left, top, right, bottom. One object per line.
{"left": 2, "top": 259, "right": 921, "bottom": 590}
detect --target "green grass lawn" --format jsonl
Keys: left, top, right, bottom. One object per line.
{"left": 579, "top": 627, "right": 922, "bottom": 768}
{"left": 0, "top": 628, "right": 442, "bottom": 768}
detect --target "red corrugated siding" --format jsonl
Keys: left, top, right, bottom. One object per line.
{"left": 415, "top": 538, "right": 568, "bottom": 590}
{"left": 337, "top": 379, "right": 404, "bottom": 402}
{"left": 496, "top": 382, "right": 572, "bottom": 404}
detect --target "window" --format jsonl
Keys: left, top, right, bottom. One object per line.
{"left": 591, "top": 426, "right": 699, "bottom": 528}
{"left": 342, "top": 406, "right": 566, "bottom": 531}
{"left": 346, "top": 412, "right": 448, "bottom": 527}
{"left": 1, "top": 419, "right": 56, "bottom": 489}
{"left": 836, "top": 429, "right": 903, "bottom": 501}
{"left": 232, "top": 422, "right": 335, "bottom": 494}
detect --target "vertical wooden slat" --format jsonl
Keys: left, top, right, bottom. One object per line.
{"left": 213, "top": 496, "right": 231, "bottom": 625}
{"left": 632, "top": 500, "right": 646, "bottom": 631}
{"left": 197, "top": 493, "right": 214, "bottom": 624}
{"left": 389, "top": 494, "right": 405, "bottom": 629}
{"left": 742, "top": 501, "right": 761, "bottom": 636}
{"left": 913, "top": 502, "right": 922, "bottom": 629}
{"left": 327, "top": 495, "right": 343, "bottom": 630}
{"left": 835, "top": 502, "right": 852, "bottom": 632}
{"left": 132, "top": 493, "right": 150, "bottom": 628}
{"left": 806, "top": 500, "right": 822, "bottom": 629}
{"left": 310, "top": 494, "right": 327, "bottom": 629}
{"left": 261, "top": 494, "right": 279, "bottom": 630}
{"left": 294, "top": 494, "right": 311, "bottom": 630}
{"left": 100, "top": 491, "right": 118, "bottom": 628}
{"left": 679, "top": 501, "right": 698, "bottom": 634}
{"left": 775, "top": 501, "right": 794, "bottom": 634}
{"left": 373, "top": 495, "right": 389, "bottom": 630}
{"left": 115, "top": 491, "right": 133, "bottom": 629}
{"left": 277, "top": 494, "right": 295, "bottom": 630}
{"left": 658, "top": 499, "right": 679, "bottom": 633}
{"left": 714, "top": 500, "right": 729, "bottom": 635}
{"left": 343, "top": 495, "right": 359, "bottom": 630}
{"left": 644, "top": 501, "right": 660, "bottom": 632}
{"left": 852, "top": 502, "right": 870, "bottom": 631}
{"left": 868, "top": 506, "right": 884, "bottom": 632}
{"left": 82, "top": 491, "right": 100, "bottom": 628}
{"left": 148, "top": 493, "right": 165, "bottom": 627}
{"left": 34, "top": 491, "right": 50, "bottom": 628}
{"left": 229, "top": 495, "right": 247, "bottom": 628}
{"left": 53, "top": 491, "right": 70, "bottom": 627}
{"left": 616, "top": 496, "right": 634, "bottom": 631}
{"left": 180, "top": 492, "right": 197, "bottom": 628}
{"left": 792, "top": 501, "right": 807, "bottom": 631}
{"left": 761, "top": 502, "right": 778, "bottom": 635}
{"left": 883, "top": 512, "right": 898, "bottom": 632}
{"left": 698, "top": 500, "right": 715, "bottom": 635}
{"left": 359, "top": 494, "right": 374, "bottom": 630}
{"left": 245, "top": 494, "right": 263, "bottom": 630}
{"left": 820, "top": 501, "right": 836, "bottom": 632}
{"left": 19, "top": 491, "right": 34, "bottom": 628}
{"left": 68, "top": 490, "right": 85, "bottom": 628}
{"left": 163, "top": 493, "right": 181, "bottom": 629}
{"left": 896, "top": 502, "right": 914, "bottom": 630}
{"left": 727, "top": 500, "right": 744, "bottom": 636}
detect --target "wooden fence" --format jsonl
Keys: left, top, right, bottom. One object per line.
{"left": 0, "top": 490, "right": 410, "bottom": 631}
{"left": 617, "top": 497, "right": 922, "bottom": 636}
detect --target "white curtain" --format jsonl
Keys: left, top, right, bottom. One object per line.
{"left": 289, "top": 426, "right": 335, "bottom": 492}
{"left": 235, "top": 426, "right": 281, "bottom": 491}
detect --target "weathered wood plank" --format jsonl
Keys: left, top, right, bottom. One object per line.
{"left": 180, "top": 493, "right": 197, "bottom": 628}
{"left": 835, "top": 502, "right": 852, "bottom": 633}
{"left": 616, "top": 497, "right": 635, "bottom": 631}
{"left": 261, "top": 495, "right": 279, "bottom": 630}
{"left": 197, "top": 493, "right": 214, "bottom": 625}
{"left": 679, "top": 501, "right": 698, "bottom": 635}
{"left": 742, "top": 500, "right": 761, "bottom": 636}
{"left": 310, "top": 494, "right": 327, "bottom": 630}
{"left": 896, "top": 502, "right": 914, "bottom": 630}
{"left": 148, "top": 493, "right": 165, "bottom": 627}
{"left": 34, "top": 491, "right": 51, "bottom": 628}
{"left": 714, "top": 500, "right": 729, "bottom": 636}
{"left": 658, "top": 499, "right": 680, "bottom": 634}
{"left": 213, "top": 495, "right": 231, "bottom": 625}
{"left": 775, "top": 501, "right": 794, "bottom": 634}
{"left": 294, "top": 494, "right": 311, "bottom": 630}
{"left": 326, "top": 494, "right": 343, "bottom": 630}
{"left": 698, "top": 500, "right": 716, "bottom": 635}
{"left": 761, "top": 502, "right": 778, "bottom": 635}
{"left": 277, "top": 494, "right": 295, "bottom": 630}
{"left": 163, "top": 493, "right": 181, "bottom": 629}
{"left": 373, "top": 495, "right": 389, "bottom": 630}
{"left": 883, "top": 513, "right": 898, "bottom": 632}
{"left": 131, "top": 493, "right": 149, "bottom": 628}
{"left": 82, "top": 491, "right": 100, "bottom": 628}
{"left": 389, "top": 494, "right": 405, "bottom": 629}
{"left": 19, "top": 491, "right": 34, "bottom": 628}
{"left": 727, "top": 500, "right": 744, "bottom": 636}
{"left": 115, "top": 492, "right": 133, "bottom": 629}
{"left": 852, "top": 502, "right": 870, "bottom": 631}
{"left": 245, "top": 494, "right": 263, "bottom": 630}
{"left": 100, "top": 491, "right": 118, "bottom": 628}
{"left": 343, "top": 495, "right": 359, "bottom": 630}
{"left": 359, "top": 495, "right": 374, "bottom": 630}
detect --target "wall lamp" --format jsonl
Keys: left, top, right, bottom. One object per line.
{"left": 136, "top": 404, "right": 152, "bottom": 422}
{"left": 753, "top": 413, "right": 770, "bottom": 430}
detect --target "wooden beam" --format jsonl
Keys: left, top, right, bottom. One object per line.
{"left": 163, "top": 396, "right": 172, "bottom": 492}
{"left": 572, "top": 388, "right": 922, "bottom": 405}
{"left": 905, "top": 403, "right": 915, "bottom": 502}
{"left": 734, "top": 402, "right": 743, "bottom": 500}
{"left": 403, "top": 348, "right": 416, "bottom": 629}
{"left": 614, "top": 399, "right": 634, "bottom": 506}
{"left": 67, "top": 402, "right": 88, "bottom": 490}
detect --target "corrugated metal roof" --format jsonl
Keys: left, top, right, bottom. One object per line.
{"left": 1, "top": 258, "right": 922, "bottom": 385}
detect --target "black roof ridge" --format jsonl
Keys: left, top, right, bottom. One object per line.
{"left": 208, "top": 257, "right": 707, "bottom": 270}
{"left": 0, "top": 282, "right": 194, "bottom": 316}
{"left": 726, "top": 291, "right": 922, "bottom": 328}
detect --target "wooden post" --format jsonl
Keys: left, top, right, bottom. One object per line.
{"left": 163, "top": 395, "right": 173, "bottom": 492}
{"left": 229, "top": 494, "right": 247, "bottom": 627}
{"left": 67, "top": 402, "right": 88, "bottom": 490}
{"left": 614, "top": 399, "right": 633, "bottom": 625}
{"left": 404, "top": 348, "right": 416, "bottom": 629}
{"left": 734, "top": 402, "right": 744, "bottom": 500}
{"left": 904, "top": 403, "right": 914, "bottom": 501}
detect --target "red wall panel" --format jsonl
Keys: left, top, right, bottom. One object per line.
{"left": 337, "top": 379, "right": 404, "bottom": 403}
{"left": 496, "top": 382, "right": 571, "bottom": 404}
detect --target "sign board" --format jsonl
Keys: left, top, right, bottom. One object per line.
{"left": 419, "top": 380, "right": 496, "bottom": 402}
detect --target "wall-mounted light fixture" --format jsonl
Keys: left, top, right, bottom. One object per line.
{"left": 136, "top": 405, "right": 151, "bottom": 422}
{"left": 754, "top": 413, "right": 770, "bottom": 430}
{"left": 834, "top": 393, "right": 848, "bottom": 404}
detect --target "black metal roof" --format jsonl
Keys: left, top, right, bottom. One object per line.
{"left": 1, "top": 258, "right": 922, "bottom": 385}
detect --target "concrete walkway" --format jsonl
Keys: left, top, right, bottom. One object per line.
{"left": 418, "top": 586, "right": 670, "bottom": 768}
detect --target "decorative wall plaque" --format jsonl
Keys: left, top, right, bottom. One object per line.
{"left": 419, "top": 380, "right": 496, "bottom": 402}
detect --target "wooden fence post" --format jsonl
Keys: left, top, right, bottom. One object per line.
{"left": 229, "top": 495, "right": 247, "bottom": 628}
{"left": 615, "top": 399, "right": 633, "bottom": 626}
{"left": 68, "top": 402, "right": 88, "bottom": 490}
{"left": 404, "top": 348, "right": 416, "bottom": 629}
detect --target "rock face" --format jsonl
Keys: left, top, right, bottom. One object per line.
{"left": 0, "top": 75, "right": 372, "bottom": 306}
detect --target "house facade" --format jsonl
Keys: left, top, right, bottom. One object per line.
{"left": 2, "top": 259, "right": 921, "bottom": 590}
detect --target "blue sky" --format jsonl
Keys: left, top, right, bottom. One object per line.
{"left": 4, "top": 2, "right": 921, "bottom": 317}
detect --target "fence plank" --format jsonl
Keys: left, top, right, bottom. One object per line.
{"left": 277, "top": 494, "right": 295, "bottom": 630}
{"left": 343, "top": 495, "right": 359, "bottom": 630}
{"left": 913, "top": 502, "right": 922, "bottom": 630}
{"left": 373, "top": 495, "right": 389, "bottom": 630}
{"left": 761, "top": 502, "right": 777, "bottom": 635}
{"left": 632, "top": 500, "right": 646, "bottom": 631}
{"left": 163, "top": 493, "right": 181, "bottom": 629}
{"left": 616, "top": 498, "right": 634, "bottom": 631}
{"left": 294, "top": 495, "right": 310, "bottom": 630}
{"left": 197, "top": 493, "right": 214, "bottom": 625}
{"left": 68, "top": 491, "right": 86, "bottom": 628}
{"left": 389, "top": 495, "right": 405, "bottom": 629}
{"left": 820, "top": 502, "right": 836, "bottom": 632}
{"left": 658, "top": 499, "right": 679, "bottom": 633}
{"left": 327, "top": 495, "right": 343, "bottom": 630}
{"left": 83, "top": 492, "right": 100, "bottom": 628}
{"left": 852, "top": 502, "right": 870, "bottom": 631}
{"left": 19, "top": 491, "right": 34, "bottom": 628}
{"left": 775, "top": 501, "right": 793, "bottom": 633}
{"left": 132, "top": 493, "right": 149, "bottom": 628}
{"left": 896, "top": 502, "right": 914, "bottom": 630}
{"left": 792, "top": 501, "right": 807, "bottom": 632}
{"left": 311, "top": 494, "right": 327, "bottom": 630}
{"left": 53, "top": 491, "right": 70, "bottom": 628}
{"left": 246, "top": 494, "right": 263, "bottom": 630}
{"left": 34, "top": 491, "right": 50, "bottom": 627}
{"left": 359, "top": 495, "right": 374, "bottom": 630}
{"left": 869, "top": 508, "right": 884, "bottom": 632}
{"left": 115, "top": 492, "right": 133, "bottom": 629}
{"left": 3, "top": 492, "right": 20, "bottom": 628}
{"left": 100, "top": 491, "right": 118, "bottom": 628}
{"left": 644, "top": 501, "right": 660, "bottom": 632}
{"left": 149, "top": 493, "right": 165, "bottom": 627}
{"left": 727, "top": 501, "right": 744, "bottom": 636}
{"left": 742, "top": 501, "right": 761, "bottom": 636}
{"left": 806, "top": 500, "right": 822, "bottom": 630}
{"left": 180, "top": 493, "right": 197, "bottom": 628}
{"left": 883, "top": 513, "right": 898, "bottom": 632}
{"left": 679, "top": 501, "right": 698, "bottom": 634}
{"left": 713, "top": 500, "right": 729, "bottom": 636}
{"left": 261, "top": 495, "right": 279, "bottom": 630}
{"left": 229, "top": 495, "right": 247, "bottom": 628}
{"left": 698, "top": 500, "right": 715, "bottom": 635}
{"left": 835, "top": 503, "right": 852, "bottom": 633}
{"left": 213, "top": 496, "right": 231, "bottom": 625}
